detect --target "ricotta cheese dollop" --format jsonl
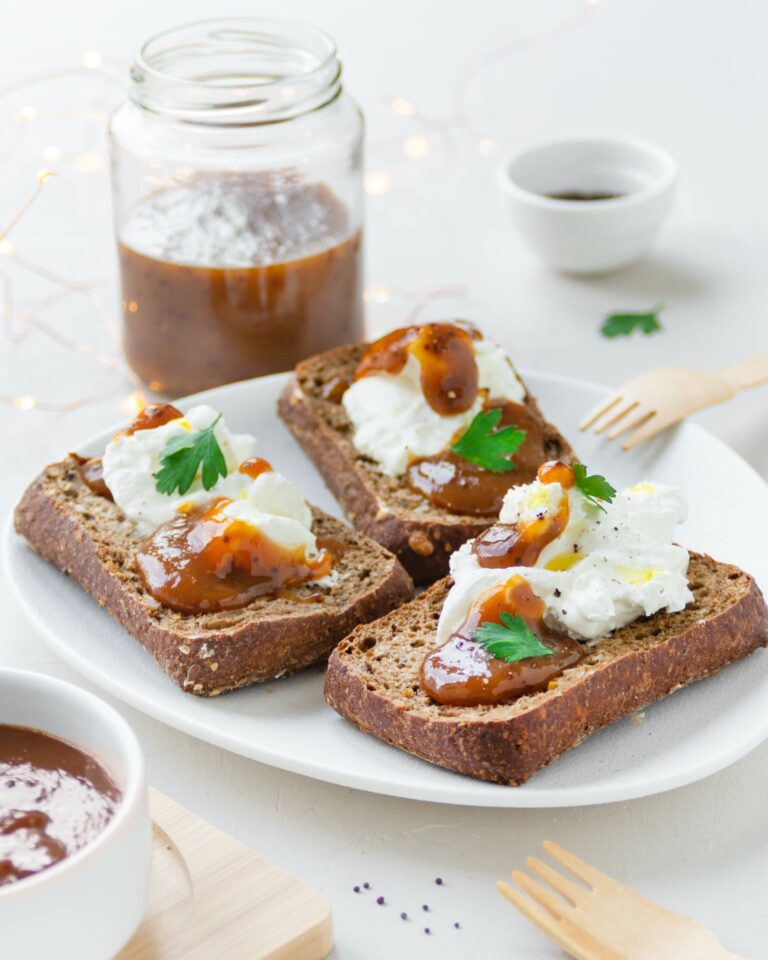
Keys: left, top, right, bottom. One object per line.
{"left": 101, "top": 404, "right": 317, "bottom": 554}
{"left": 438, "top": 479, "right": 693, "bottom": 643}
{"left": 341, "top": 335, "right": 525, "bottom": 476}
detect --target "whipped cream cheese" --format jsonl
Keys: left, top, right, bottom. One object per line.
{"left": 438, "top": 479, "right": 692, "bottom": 643}
{"left": 342, "top": 335, "right": 525, "bottom": 476}
{"left": 102, "top": 404, "right": 318, "bottom": 554}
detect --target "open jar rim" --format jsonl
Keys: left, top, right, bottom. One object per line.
{"left": 131, "top": 17, "right": 343, "bottom": 126}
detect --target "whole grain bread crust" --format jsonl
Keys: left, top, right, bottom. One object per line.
{"left": 278, "top": 343, "right": 575, "bottom": 583}
{"left": 15, "top": 455, "right": 413, "bottom": 697}
{"left": 324, "top": 558, "right": 768, "bottom": 784}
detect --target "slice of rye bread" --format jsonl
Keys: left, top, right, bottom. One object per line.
{"left": 278, "top": 343, "right": 576, "bottom": 584}
{"left": 325, "top": 555, "right": 768, "bottom": 785}
{"left": 14, "top": 455, "right": 413, "bottom": 697}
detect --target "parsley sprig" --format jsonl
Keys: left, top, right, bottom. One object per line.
{"left": 451, "top": 409, "right": 526, "bottom": 473}
{"left": 155, "top": 414, "right": 228, "bottom": 496}
{"left": 573, "top": 463, "right": 616, "bottom": 512}
{"left": 600, "top": 305, "right": 663, "bottom": 338}
{"left": 472, "top": 612, "right": 552, "bottom": 663}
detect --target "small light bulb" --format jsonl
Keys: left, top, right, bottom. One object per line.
{"left": 0, "top": 239, "right": 14, "bottom": 255}
{"left": 82, "top": 50, "right": 103, "bottom": 69}
{"left": 477, "top": 137, "right": 497, "bottom": 157}
{"left": 13, "top": 394, "right": 36, "bottom": 410}
{"left": 42, "top": 145, "right": 63, "bottom": 163}
{"left": 37, "top": 168, "right": 55, "bottom": 183}
{"left": 121, "top": 391, "right": 146, "bottom": 415}
{"left": 18, "top": 105, "right": 38, "bottom": 121}
{"left": 403, "top": 135, "right": 430, "bottom": 160}
{"left": 363, "top": 171, "right": 391, "bottom": 196}
{"left": 391, "top": 98, "right": 417, "bottom": 117}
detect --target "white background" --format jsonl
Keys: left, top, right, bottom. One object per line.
{"left": 1, "top": 1, "right": 767, "bottom": 956}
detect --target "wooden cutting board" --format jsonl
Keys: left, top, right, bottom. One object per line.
{"left": 120, "top": 788, "right": 333, "bottom": 960}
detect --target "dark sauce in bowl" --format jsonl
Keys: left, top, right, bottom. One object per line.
{"left": 0, "top": 725, "right": 120, "bottom": 887}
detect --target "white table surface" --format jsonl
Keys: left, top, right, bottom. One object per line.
{"left": 2, "top": 1, "right": 767, "bottom": 956}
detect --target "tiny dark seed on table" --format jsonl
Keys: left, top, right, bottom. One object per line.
{"left": 454, "top": 922, "right": 461, "bottom": 929}
{"left": 424, "top": 928, "right": 431, "bottom": 935}
{"left": 376, "top": 896, "right": 385, "bottom": 905}
{"left": 353, "top": 886, "right": 360, "bottom": 893}
{"left": 400, "top": 912, "right": 408, "bottom": 921}
{"left": 363, "top": 882, "right": 370, "bottom": 890}
{"left": 435, "top": 877, "right": 443, "bottom": 885}
{"left": 422, "top": 904, "right": 429, "bottom": 911}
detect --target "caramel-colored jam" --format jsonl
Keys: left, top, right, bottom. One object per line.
{"left": 239, "top": 457, "right": 273, "bottom": 479}
{"left": 320, "top": 376, "right": 351, "bottom": 403}
{"left": 135, "top": 498, "right": 332, "bottom": 615}
{"left": 407, "top": 401, "right": 555, "bottom": 516}
{"left": 116, "top": 402, "right": 183, "bottom": 439}
{"left": 76, "top": 455, "right": 113, "bottom": 501}
{"left": 119, "top": 176, "right": 363, "bottom": 395}
{"left": 420, "top": 577, "right": 582, "bottom": 706}
{"left": 472, "top": 460, "right": 574, "bottom": 567}
{"left": 0, "top": 725, "right": 120, "bottom": 887}
{"left": 355, "top": 322, "right": 480, "bottom": 415}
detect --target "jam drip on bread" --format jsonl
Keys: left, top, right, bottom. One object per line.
{"left": 348, "top": 323, "right": 559, "bottom": 515}
{"left": 355, "top": 322, "right": 480, "bottom": 415}
{"left": 420, "top": 462, "right": 583, "bottom": 706}
{"left": 408, "top": 400, "right": 553, "bottom": 516}
{"left": 136, "top": 496, "right": 333, "bottom": 615}
{"left": 419, "top": 575, "right": 583, "bottom": 706}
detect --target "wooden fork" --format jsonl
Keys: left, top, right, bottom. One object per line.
{"left": 498, "top": 841, "right": 746, "bottom": 960}
{"left": 580, "top": 353, "right": 768, "bottom": 450}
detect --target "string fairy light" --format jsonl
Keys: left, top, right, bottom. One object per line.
{"left": 3, "top": 2, "right": 600, "bottom": 416}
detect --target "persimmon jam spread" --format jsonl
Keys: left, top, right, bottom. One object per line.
{"left": 135, "top": 497, "right": 332, "bottom": 615}
{"left": 340, "top": 322, "right": 555, "bottom": 514}
{"left": 421, "top": 461, "right": 694, "bottom": 706}
{"left": 420, "top": 575, "right": 583, "bottom": 706}
{"left": 80, "top": 403, "right": 334, "bottom": 613}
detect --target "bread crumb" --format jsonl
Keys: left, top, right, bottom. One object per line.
{"left": 547, "top": 680, "right": 558, "bottom": 690}
{"left": 630, "top": 711, "right": 646, "bottom": 726}
{"left": 408, "top": 531, "right": 434, "bottom": 556}
{"left": 193, "top": 683, "right": 203, "bottom": 692}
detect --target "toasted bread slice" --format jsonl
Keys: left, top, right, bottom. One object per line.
{"left": 278, "top": 343, "right": 575, "bottom": 583}
{"left": 15, "top": 455, "right": 413, "bottom": 697}
{"left": 325, "top": 555, "right": 768, "bottom": 784}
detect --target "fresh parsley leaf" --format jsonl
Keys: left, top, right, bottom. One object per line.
{"left": 155, "top": 414, "right": 228, "bottom": 496}
{"left": 451, "top": 408, "right": 526, "bottom": 473}
{"left": 573, "top": 463, "right": 617, "bottom": 511}
{"left": 472, "top": 612, "right": 553, "bottom": 663}
{"left": 601, "top": 306, "right": 663, "bottom": 338}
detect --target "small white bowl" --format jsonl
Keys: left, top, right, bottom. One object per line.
{"left": 0, "top": 669, "right": 151, "bottom": 960}
{"left": 497, "top": 136, "right": 678, "bottom": 274}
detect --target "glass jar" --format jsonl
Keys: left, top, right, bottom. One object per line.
{"left": 109, "top": 18, "right": 364, "bottom": 395}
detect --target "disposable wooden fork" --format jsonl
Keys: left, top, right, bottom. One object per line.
{"left": 498, "top": 841, "right": 745, "bottom": 960}
{"left": 580, "top": 353, "right": 768, "bottom": 450}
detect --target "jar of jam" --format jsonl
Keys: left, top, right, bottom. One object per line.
{"left": 109, "top": 18, "right": 364, "bottom": 394}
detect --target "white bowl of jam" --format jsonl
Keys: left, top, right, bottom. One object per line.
{"left": 0, "top": 669, "right": 151, "bottom": 959}
{"left": 498, "top": 136, "right": 678, "bottom": 274}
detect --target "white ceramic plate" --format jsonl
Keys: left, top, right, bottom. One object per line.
{"left": 7, "top": 371, "right": 768, "bottom": 807}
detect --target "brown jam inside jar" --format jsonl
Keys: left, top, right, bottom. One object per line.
{"left": 0, "top": 725, "right": 120, "bottom": 887}
{"left": 406, "top": 401, "right": 556, "bottom": 517}
{"left": 135, "top": 497, "right": 333, "bottom": 615}
{"left": 419, "top": 576, "right": 583, "bottom": 706}
{"left": 119, "top": 174, "right": 363, "bottom": 395}
{"left": 355, "top": 322, "right": 480, "bottom": 415}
